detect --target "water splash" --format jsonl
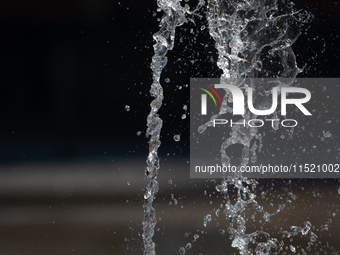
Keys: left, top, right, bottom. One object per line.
{"left": 199, "top": 0, "right": 312, "bottom": 254}
{"left": 145, "top": 0, "right": 319, "bottom": 255}
{"left": 200, "top": 0, "right": 310, "bottom": 173}
{"left": 143, "top": 1, "right": 204, "bottom": 254}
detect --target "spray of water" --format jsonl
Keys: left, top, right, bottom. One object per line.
{"left": 198, "top": 0, "right": 313, "bottom": 254}
{"left": 144, "top": 0, "right": 316, "bottom": 254}
{"left": 143, "top": 1, "right": 204, "bottom": 254}
{"left": 200, "top": 0, "right": 309, "bottom": 171}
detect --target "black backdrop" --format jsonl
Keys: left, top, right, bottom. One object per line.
{"left": 0, "top": 0, "right": 339, "bottom": 163}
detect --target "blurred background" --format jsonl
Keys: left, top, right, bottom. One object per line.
{"left": 0, "top": 0, "right": 340, "bottom": 254}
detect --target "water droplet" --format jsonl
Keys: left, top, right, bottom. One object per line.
{"left": 263, "top": 212, "right": 270, "bottom": 222}
{"left": 168, "top": 179, "right": 173, "bottom": 184}
{"left": 324, "top": 131, "right": 332, "bottom": 138}
{"left": 173, "top": 135, "right": 180, "bottom": 142}
{"left": 200, "top": 25, "right": 206, "bottom": 30}
{"left": 185, "top": 243, "right": 192, "bottom": 249}
{"left": 338, "top": 187, "right": 340, "bottom": 195}
{"left": 165, "top": 78, "right": 170, "bottom": 83}
{"left": 255, "top": 60, "right": 262, "bottom": 71}
{"left": 181, "top": 114, "right": 186, "bottom": 119}
{"left": 179, "top": 247, "right": 186, "bottom": 254}
{"left": 219, "top": 229, "right": 225, "bottom": 234}
{"left": 310, "top": 232, "right": 317, "bottom": 242}
{"left": 125, "top": 105, "right": 130, "bottom": 111}
{"left": 127, "top": 181, "right": 131, "bottom": 186}
{"left": 137, "top": 131, "right": 141, "bottom": 136}
{"left": 203, "top": 214, "right": 212, "bottom": 227}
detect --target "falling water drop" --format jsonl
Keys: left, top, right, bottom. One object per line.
{"left": 185, "top": 243, "right": 192, "bottom": 249}
{"left": 255, "top": 60, "right": 263, "bottom": 71}
{"left": 174, "top": 135, "right": 181, "bottom": 142}
{"left": 324, "top": 131, "right": 332, "bottom": 138}
{"left": 182, "top": 105, "right": 188, "bottom": 120}
{"left": 219, "top": 229, "right": 225, "bottom": 234}
{"left": 179, "top": 247, "right": 186, "bottom": 254}
{"left": 203, "top": 214, "right": 212, "bottom": 227}
{"left": 125, "top": 105, "right": 130, "bottom": 111}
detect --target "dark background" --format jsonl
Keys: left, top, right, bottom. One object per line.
{"left": 0, "top": 0, "right": 339, "bottom": 164}
{"left": 0, "top": 0, "right": 339, "bottom": 254}
{"left": 0, "top": 0, "right": 156, "bottom": 163}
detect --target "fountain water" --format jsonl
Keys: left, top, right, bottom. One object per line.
{"left": 143, "top": 1, "right": 204, "bottom": 254}
{"left": 143, "top": 0, "right": 337, "bottom": 255}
